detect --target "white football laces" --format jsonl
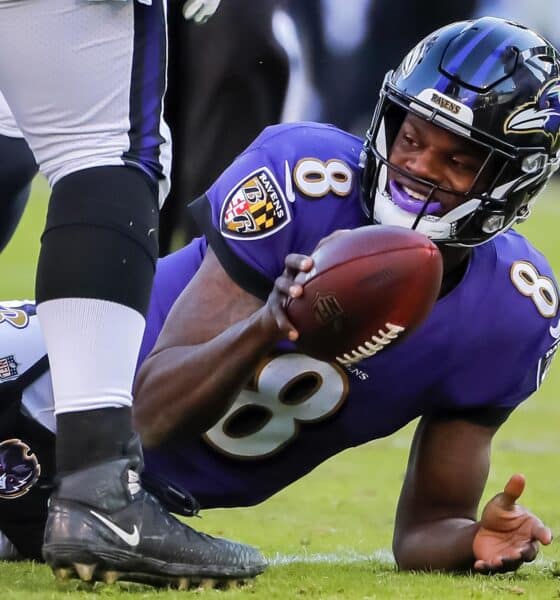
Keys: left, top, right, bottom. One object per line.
{"left": 336, "top": 323, "right": 405, "bottom": 365}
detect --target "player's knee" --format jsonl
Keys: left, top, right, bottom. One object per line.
{"left": 36, "top": 166, "right": 159, "bottom": 316}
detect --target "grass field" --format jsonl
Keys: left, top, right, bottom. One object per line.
{"left": 1, "top": 177, "right": 560, "bottom": 598}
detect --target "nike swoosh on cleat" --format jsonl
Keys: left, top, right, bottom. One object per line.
{"left": 90, "top": 510, "right": 140, "bottom": 547}
{"left": 550, "top": 319, "right": 560, "bottom": 339}
{"left": 285, "top": 160, "right": 296, "bottom": 203}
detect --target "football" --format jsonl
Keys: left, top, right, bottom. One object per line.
{"left": 284, "top": 225, "right": 443, "bottom": 364}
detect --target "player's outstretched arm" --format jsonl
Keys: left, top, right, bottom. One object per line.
{"left": 392, "top": 416, "right": 550, "bottom": 573}
{"left": 133, "top": 247, "right": 313, "bottom": 447}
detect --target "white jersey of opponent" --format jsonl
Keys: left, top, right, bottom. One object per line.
{"left": 0, "top": 302, "right": 54, "bottom": 434}
{"left": 0, "top": 0, "right": 171, "bottom": 206}
{"left": 0, "top": 90, "right": 22, "bottom": 139}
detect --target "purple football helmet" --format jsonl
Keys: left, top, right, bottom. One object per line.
{"left": 361, "top": 16, "right": 560, "bottom": 246}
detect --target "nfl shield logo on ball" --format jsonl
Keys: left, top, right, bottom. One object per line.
{"left": 312, "top": 293, "right": 344, "bottom": 325}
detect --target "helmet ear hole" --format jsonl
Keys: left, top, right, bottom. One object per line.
{"left": 482, "top": 214, "right": 506, "bottom": 234}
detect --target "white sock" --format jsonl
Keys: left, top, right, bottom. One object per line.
{"left": 36, "top": 298, "right": 145, "bottom": 415}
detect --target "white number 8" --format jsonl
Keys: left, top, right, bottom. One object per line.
{"left": 204, "top": 354, "right": 348, "bottom": 459}
{"left": 510, "top": 261, "right": 559, "bottom": 318}
{"left": 293, "top": 158, "right": 353, "bottom": 198}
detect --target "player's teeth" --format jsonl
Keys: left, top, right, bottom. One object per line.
{"left": 403, "top": 185, "right": 427, "bottom": 201}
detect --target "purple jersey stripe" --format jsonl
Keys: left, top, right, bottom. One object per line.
{"left": 462, "top": 36, "right": 517, "bottom": 106}
{"left": 123, "top": 0, "right": 167, "bottom": 179}
{"left": 435, "top": 24, "right": 497, "bottom": 94}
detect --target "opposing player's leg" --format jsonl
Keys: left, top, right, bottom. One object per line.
{"left": 0, "top": 0, "right": 264, "bottom": 586}
{"left": 0, "top": 135, "right": 37, "bottom": 253}
{"left": 0, "top": 92, "right": 38, "bottom": 252}
{"left": 0, "top": 300, "right": 263, "bottom": 583}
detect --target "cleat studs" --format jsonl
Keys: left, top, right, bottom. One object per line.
{"left": 200, "top": 578, "right": 216, "bottom": 589}
{"left": 226, "top": 579, "right": 239, "bottom": 590}
{"left": 177, "top": 577, "right": 189, "bottom": 590}
{"left": 54, "top": 567, "right": 73, "bottom": 581}
{"left": 74, "top": 562, "right": 96, "bottom": 582}
{"left": 103, "top": 570, "right": 120, "bottom": 585}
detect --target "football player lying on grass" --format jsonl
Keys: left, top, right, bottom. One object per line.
{"left": 0, "top": 17, "right": 558, "bottom": 574}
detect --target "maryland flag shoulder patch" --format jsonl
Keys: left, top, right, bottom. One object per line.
{"left": 220, "top": 167, "right": 291, "bottom": 240}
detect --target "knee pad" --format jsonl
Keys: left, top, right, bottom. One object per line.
{"left": 36, "top": 166, "right": 159, "bottom": 316}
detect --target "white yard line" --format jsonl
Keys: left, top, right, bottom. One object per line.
{"left": 268, "top": 551, "right": 556, "bottom": 571}
{"left": 269, "top": 549, "right": 395, "bottom": 566}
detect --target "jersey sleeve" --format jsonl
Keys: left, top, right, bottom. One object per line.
{"left": 189, "top": 123, "right": 364, "bottom": 299}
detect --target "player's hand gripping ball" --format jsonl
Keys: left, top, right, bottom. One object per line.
{"left": 284, "top": 225, "right": 443, "bottom": 364}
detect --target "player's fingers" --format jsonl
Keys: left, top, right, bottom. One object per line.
{"left": 275, "top": 274, "right": 302, "bottom": 298}
{"left": 502, "top": 473, "right": 525, "bottom": 506}
{"left": 519, "top": 541, "right": 540, "bottom": 563}
{"left": 182, "top": 0, "right": 202, "bottom": 20}
{"left": 272, "top": 308, "right": 299, "bottom": 341}
{"left": 192, "top": 0, "right": 220, "bottom": 22}
{"left": 284, "top": 254, "right": 313, "bottom": 273}
{"left": 473, "top": 558, "right": 504, "bottom": 573}
{"left": 473, "top": 561, "right": 489, "bottom": 573}
{"left": 271, "top": 278, "right": 300, "bottom": 339}
{"left": 474, "top": 554, "right": 523, "bottom": 574}
{"left": 531, "top": 520, "right": 552, "bottom": 545}
{"left": 497, "top": 556, "right": 524, "bottom": 573}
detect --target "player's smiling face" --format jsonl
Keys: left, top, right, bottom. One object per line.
{"left": 388, "top": 113, "right": 489, "bottom": 217}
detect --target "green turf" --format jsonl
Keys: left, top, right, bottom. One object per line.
{"left": 0, "top": 177, "right": 559, "bottom": 597}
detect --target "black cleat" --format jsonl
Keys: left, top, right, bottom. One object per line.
{"left": 42, "top": 459, "right": 267, "bottom": 588}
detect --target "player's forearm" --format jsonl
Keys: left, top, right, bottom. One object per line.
{"left": 393, "top": 518, "right": 481, "bottom": 572}
{"left": 133, "top": 307, "right": 280, "bottom": 447}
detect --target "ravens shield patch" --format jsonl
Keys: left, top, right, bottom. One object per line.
{"left": 220, "top": 168, "right": 291, "bottom": 240}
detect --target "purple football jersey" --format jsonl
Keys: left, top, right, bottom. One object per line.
{"left": 141, "top": 123, "right": 559, "bottom": 509}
